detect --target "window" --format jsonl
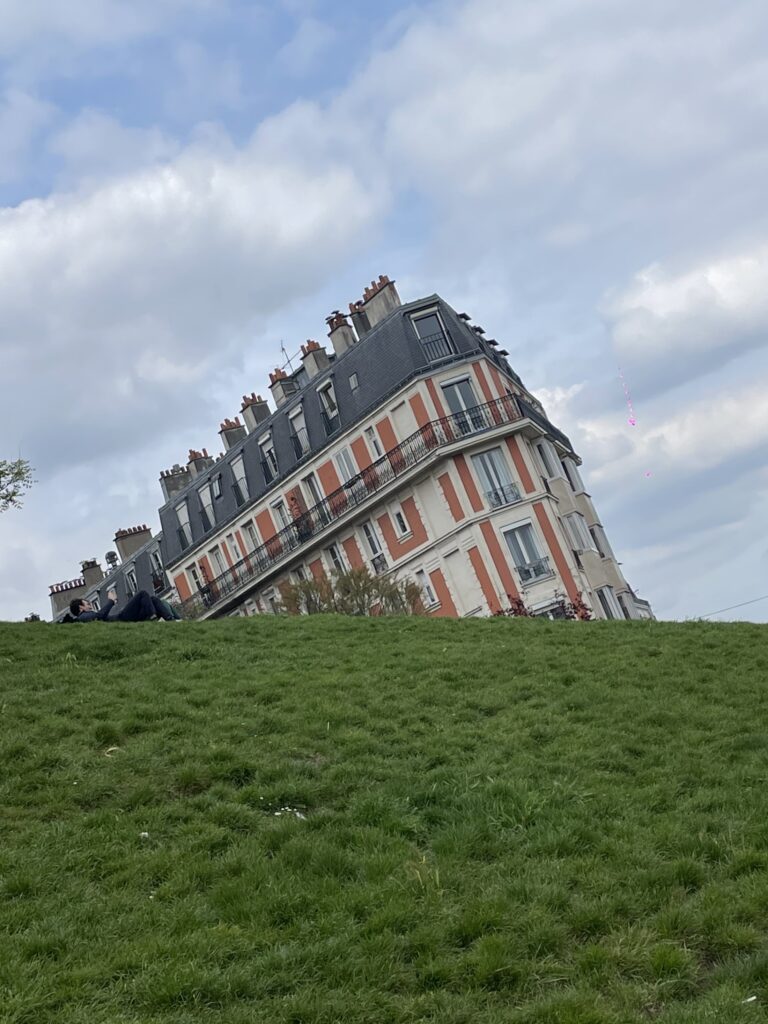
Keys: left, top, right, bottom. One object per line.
{"left": 199, "top": 483, "right": 215, "bottom": 530}
{"left": 176, "top": 502, "right": 192, "bottom": 548}
{"left": 349, "top": 372, "right": 359, "bottom": 392}
{"left": 242, "top": 520, "right": 260, "bottom": 552}
{"left": 272, "top": 500, "right": 290, "bottom": 528}
{"left": 210, "top": 546, "right": 227, "bottom": 576}
{"left": 365, "top": 426, "right": 383, "bottom": 459}
{"left": 441, "top": 377, "right": 482, "bottom": 433}
{"left": 125, "top": 566, "right": 138, "bottom": 595}
{"left": 318, "top": 381, "right": 340, "bottom": 435}
{"left": 412, "top": 310, "right": 454, "bottom": 360}
{"left": 392, "top": 503, "right": 411, "bottom": 537}
{"left": 415, "top": 569, "right": 438, "bottom": 607}
{"left": 534, "top": 439, "right": 564, "bottom": 479}
{"left": 618, "top": 594, "right": 632, "bottom": 620}
{"left": 231, "top": 455, "right": 249, "bottom": 504}
{"left": 503, "top": 523, "right": 552, "bottom": 582}
{"left": 293, "top": 565, "right": 307, "bottom": 583}
{"left": 335, "top": 447, "right": 357, "bottom": 483}
{"left": 302, "top": 472, "right": 324, "bottom": 507}
{"left": 471, "top": 448, "right": 520, "bottom": 508}
{"left": 91, "top": 594, "right": 101, "bottom": 611}
{"left": 211, "top": 474, "right": 223, "bottom": 499}
{"left": 226, "top": 533, "right": 242, "bottom": 562}
{"left": 288, "top": 407, "right": 309, "bottom": 458}
{"left": 326, "top": 543, "right": 345, "bottom": 573}
{"left": 596, "top": 586, "right": 623, "bottom": 620}
{"left": 263, "top": 589, "right": 280, "bottom": 615}
{"left": 360, "top": 521, "right": 388, "bottom": 574}
{"left": 187, "top": 564, "right": 203, "bottom": 591}
{"left": 150, "top": 549, "right": 163, "bottom": 575}
{"left": 562, "top": 458, "right": 586, "bottom": 493}
{"left": 590, "top": 524, "right": 613, "bottom": 560}
{"left": 259, "top": 434, "right": 278, "bottom": 483}
{"left": 564, "top": 512, "right": 595, "bottom": 553}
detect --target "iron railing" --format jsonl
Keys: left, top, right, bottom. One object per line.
{"left": 179, "top": 394, "right": 524, "bottom": 618}
{"left": 371, "top": 553, "right": 389, "bottom": 575}
{"left": 290, "top": 429, "right": 310, "bottom": 460}
{"left": 419, "top": 332, "right": 456, "bottom": 362}
{"left": 517, "top": 556, "right": 553, "bottom": 583}
{"left": 486, "top": 483, "right": 522, "bottom": 508}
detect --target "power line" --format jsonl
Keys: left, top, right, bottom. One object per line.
{"left": 698, "top": 594, "right": 768, "bottom": 619}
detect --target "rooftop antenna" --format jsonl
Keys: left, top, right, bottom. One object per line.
{"left": 280, "top": 340, "right": 295, "bottom": 373}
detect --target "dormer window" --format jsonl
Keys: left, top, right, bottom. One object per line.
{"left": 199, "top": 483, "right": 215, "bottom": 530}
{"left": 175, "top": 501, "right": 192, "bottom": 549}
{"left": 412, "top": 309, "right": 455, "bottom": 361}
{"left": 259, "top": 433, "right": 278, "bottom": 483}
{"left": 318, "top": 381, "right": 340, "bottom": 436}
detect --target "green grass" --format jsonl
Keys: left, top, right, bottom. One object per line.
{"left": 1, "top": 616, "right": 767, "bottom": 1023}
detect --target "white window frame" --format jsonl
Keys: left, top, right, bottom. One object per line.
{"left": 91, "top": 593, "right": 101, "bottom": 611}
{"left": 259, "top": 432, "right": 278, "bottom": 478}
{"left": 187, "top": 563, "right": 203, "bottom": 591}
{"left": 225, "top": 533, "right": 242, "bottom": 562}
{"left": 199, "top": 482, "right": 215, "bottom": 530}
{"left": 564, "top": 512, "right": 595, "bottom": 553}
{"left": 534, "top": 439, "right": 564, "bottom": 480}
{"left": 562, "top": 458, "right": 586, "bottom": 494}
{"left": 365, "top": 426, "right": 383, "bottom": 459}
{"left": 502, "top": 521, "right": 552, "bottom": 582}
{"left": 209, "top": 546, "right": 227, "bottom": 576}
{"left": 360, "top": 521, "right": 383, "bottom": 557}
{"left": 231, "top": 455, "right": 249, "bottom": 502}
{"left": 471, "top": 447, "right": 518, "bottom": 507}
{"left": 596, "top": 586, "right": 623, "bottom": 620}
{"left": 335, "top": 447, "right": 358, "bottom": 484}
{"left": 150, "top": 549, "right": 163, "bottom": 575}
{"left": 415, "top": 568, "right": 439, "bottom": 608}
{"left": 271, "top": 499, "right": 290, "bottom": 529}
{"left": 176, "top": 501, "right": 192, "bottom": 547}
{"left": 317, "top": 380, "right": 338, "bottom": 417}
{"left": 391, "top": 502, "right": 411, "bottom": 538}
{"left": 411, "top": 307, "right": 449, "bottom": 343}
{"left": 211, "top": 474, "right": 223, "bottom": 500}
{"left": 302, "top": 472, "right": 324, "bottom": 507}
{"left": 288, "top": 406, "right": 310, "bottom": 455}
{"left": 325, "top": 543, "right": 346, "bottom": 573}
{"left": 349, "top": 372, "right": 359, "bottom": 392}
{"left": 125, "top": 565, "right": 138, "bottom": 596}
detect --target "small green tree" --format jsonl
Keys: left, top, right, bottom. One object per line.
{"left": 0, "top": 459, "right": 35, "bottom": 513}
{"left": 279, "top": 567, "right": 424, "bottom": 617}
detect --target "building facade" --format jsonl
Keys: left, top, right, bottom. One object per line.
{"left": 49, "top": 275, "right": 653, "bottom": 622}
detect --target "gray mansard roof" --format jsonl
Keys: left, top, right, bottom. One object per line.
{"left": 158, "top": 294, "right": 523, "bottom": 570}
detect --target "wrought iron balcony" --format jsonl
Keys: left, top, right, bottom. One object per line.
{"left": 517, "top": 556, "right": 553, "bottom": 583}
{"left": 419, "top": 331, "right": 456, "bottom": 362}
{"left": 486, "top": 482, "right": 521, "bottom": 508}
{"left": 321, "top": 409, "right": 340, "bottom": 436}
{"left": 179, "top": 393, "right": 524, "bottom": 618}
{"left": 290, "top": 429, "right": 310, "bottom": 460}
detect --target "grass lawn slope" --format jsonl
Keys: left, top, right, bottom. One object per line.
{"left": 1, "top": 616, "right": 767, "bottom": 1023}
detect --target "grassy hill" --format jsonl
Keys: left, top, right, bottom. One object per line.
{"left": 1, "top": 616, "right": 767, "bottom": 1024}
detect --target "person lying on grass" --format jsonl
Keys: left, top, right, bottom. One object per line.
{"left": 66, "top": 589, "right": 181, "bottom": 622}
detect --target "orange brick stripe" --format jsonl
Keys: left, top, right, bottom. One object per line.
{"left": 438, "top": 471, "right": 465, "bottom": 522}
{"left": 533, "top": 502, "right": 580, "bottom": 602}
{"left": 342, "top": 536, "right": 365, "bottom": 569}
{"left": 377, "top": 497, "right": 428, "bottom": 560}
{"left": 506, "top": 436, "right": 536, "bottom": 494}
{"left": 409, "top": 392, "right": 431, "bottom": 428}
{"left": 428, "top": 568, "right": 458, "bottom": 617}
{"left": 454, "top": 453, "right": 483, "bottom": 513}
{"left": 479, "top": 520, "right": 520, "bottom": 601}
{"left": 174, "top": 573, "right": 192, "bottom": 601}
{"left": 473, "top": 361, "right": 502, "bottom": 423}
{"left": 468, "top": 545, "right": 501, "bottom": 613}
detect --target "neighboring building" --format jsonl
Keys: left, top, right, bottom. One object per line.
{"left": 49, "top": 274, "right": 653, "bottom": 622}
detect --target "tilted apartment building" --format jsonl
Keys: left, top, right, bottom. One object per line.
{"left": 49, "top": 275, "right": 653, "bottom": 622}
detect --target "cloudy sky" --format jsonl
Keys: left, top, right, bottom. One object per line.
{"left": 1, "top": 0, "right": 767, "bottom": 622}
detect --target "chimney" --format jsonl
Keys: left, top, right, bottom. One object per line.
{"left": 269, "top": 368, "right": 299, "bottom": 408}
{"left": 350, "top": 274, "right": 401, "bottom": 336}
{"left": 187, "top": 448, "right": 215, "bottom": 478}
{"left": 300, "top": 339, "right": 331, "bottom": 379}
{"left": 49, "top": 577, "right": 86, "bottom": 619}
{"left": 114, "top": 524, "right": 153, "bottom": 563}
{"left": 80, "top": 558, "right": 104, "bottom": 589}
{"left": 326, "top": 311, "right": 357, "bottom": 356}
{"left": 219, "top": 416, "right": 247, "bottom": 450}
{"left": 240, "top": 393, "right": 270, "bottom": 433}
{"left": 159, "top": 463, "right": 191, "bottom": 502}
{"left": 105, "top": 551, "right": 119, "bottom": 572}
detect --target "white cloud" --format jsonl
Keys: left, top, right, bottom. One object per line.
{"left": 605, "top": 244, "right": 768, "bottom": 372}
{"left": 277, "top": 17, "right": 336, "bottom": 74}
{"left": 49, "top": 111, "right": 179, "bottom": 183}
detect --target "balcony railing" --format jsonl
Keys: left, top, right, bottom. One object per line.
{"left": 290, "top": 429, "right": 310, "bottom": 460}
{"left": 179, "top": 394, "right": 524, "bottom": 618}
{"left": 486, "top": 483, "right": 522, "bottom": 508}
{"left": 321, "top": 409, "right": 340, "bottom": 436}
{"left": 517, "top": 556, "right": 553, "bottom": 583}
{"left": 419, "top": 331, "right": 456, "bottom": 362}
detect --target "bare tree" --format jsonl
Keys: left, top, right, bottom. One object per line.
{"left": 0, "top": 458, "right": 35, "bottom": 513}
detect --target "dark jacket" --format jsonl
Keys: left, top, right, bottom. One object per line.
{"left": 75, "top": 599, "right": 115, "bottom": 623}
